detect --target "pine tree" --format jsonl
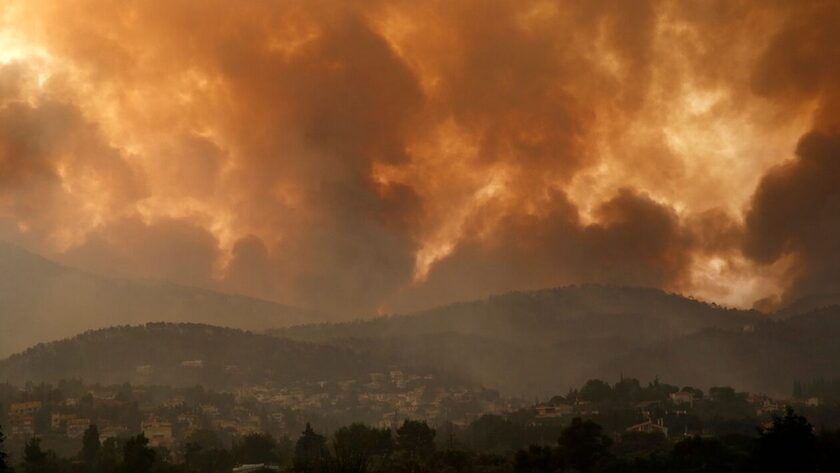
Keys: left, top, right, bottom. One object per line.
{"left": 123, "top": 434, "right": 156, "bottom": 473}
{"left": 294, "top": 423, "right": 330, "bottom": 473}
{"left": 22, "top": 438, "right": 47, "bottom": 473}
{"left": 81, "top": 424, "right": 101, "bottom": 472}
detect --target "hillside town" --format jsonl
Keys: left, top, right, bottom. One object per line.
{"left": 1, "top": 367, "right": 518, "bottom": 454}
{"left": 3, "top": 373, "right": 837, "bottom": 461}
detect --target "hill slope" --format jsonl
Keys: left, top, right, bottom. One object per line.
{"left": 3, "top": 290, "right": 834, "bottom": 398}
{"left": 271, "top": 286, "right": 763, "bottom": 396}
{"left": 0, "top": 241, "right": 324, "bottom": 357}
{"left": 0, "top": 323, "right": 378, "bottom": 387}
{"left": 276, "top": 286, "right": 760, "bottom": 343}
{"left": 613, "top": 305, "right": 840, "bottom": 396}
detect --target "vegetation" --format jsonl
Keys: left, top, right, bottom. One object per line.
{"left": 0, "top": 324, "right": 380, "bottom": 389}
{"left": 3, "top": 409, "right": 840, "bottom": 472}
{"left": 0, "top": 423, "right": 10, "bottom": 473}
{"left": 6, "top": 291, "right": 840, "bottom": 398}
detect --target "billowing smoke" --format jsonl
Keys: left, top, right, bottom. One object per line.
{"left": 744, "top": 132, "right": 840, "bottom": 308}
{"left": 0, "top": 0, "right": 836, "bottom": 316}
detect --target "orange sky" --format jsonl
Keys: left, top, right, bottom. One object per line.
{"left": 0, "top": 0, "right": 838, "bottom": 316}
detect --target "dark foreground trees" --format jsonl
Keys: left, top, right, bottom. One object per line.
{"left": 122, "top": 434, "right": 156, "bottom": 473}
{"left": 5, "top": 409, "right": 840, "bottom": 473}
{"left": 81, "top": 424, "right": 100, "bottom": 472}
{"left": 333, "top": 423, "right": 392, "bottom": 473}
{"left": 0, "top": 424, "right": 9, "bottom": 473}
{"left": 294, "top": 423, "right": 331, "bottom": 473}
{"left": 184, "top": 429, "right": 234, "bottom": 473}
{"left": 752, "top": 407, "right": 816, "bottom": 473}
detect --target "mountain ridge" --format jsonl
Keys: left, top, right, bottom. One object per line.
{"left": 0, "top": 240, "right": 327, "bottom": 357}
{"left": 0, "top": 322, "right": 380, "bottom": 387}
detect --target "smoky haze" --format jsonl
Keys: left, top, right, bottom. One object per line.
{"left": 0, "top": 0, "right": 838, "bottom": 318}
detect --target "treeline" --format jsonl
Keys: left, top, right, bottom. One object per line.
{"left": 3, "top": 408, "right": 840, "bottom": 473}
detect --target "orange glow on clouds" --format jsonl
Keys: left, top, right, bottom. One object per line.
{"left": 0, "top": 0, "right": 838, "bottom": 315}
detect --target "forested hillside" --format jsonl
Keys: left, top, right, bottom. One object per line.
{"left": 0, "top": 323, "right": 380, "bottom": 387}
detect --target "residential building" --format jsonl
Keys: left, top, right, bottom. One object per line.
{"left": 626, "top": 419, "right": 669, "bottom": 438}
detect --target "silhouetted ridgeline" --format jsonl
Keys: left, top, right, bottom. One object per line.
{"left": 274, "top": 285, "right": 760, "bottom": 343}
{"left": 0, "top": 323, "right": 380, "bottom": 388}
{"left": 270, "top": 286, "right": 764, "bottom": 395}
{"left": 0, "top": 241, "right": 327, "bottom": 357}
{"left": 3, "top": 287, "right": 839, "bottom": 397}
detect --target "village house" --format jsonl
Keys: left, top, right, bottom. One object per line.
{"left": 51, "top": 412, "right": 78, "bottom": 430}
{"left": 626, "top": 419, "right": 669, "bottom": 438}
{"left": 535, "top": 402, "right": 574, "bottom": 418}
{"left": 142, "top": 418, "right": 174, "bottom": 447}
{"left": 669, "top": 390, "right": 694, "bottom": 406}
{"left": 10, "top": 401, "right": 42, "bottom": 416}
{"left": 9, "top": 416, "right": 35, "bottom": 438}
{"left": 100, "top": 423, "right": 129, "bottom": 440}
{"left": 67, "top": 418, "right": 92, "bottom": 438}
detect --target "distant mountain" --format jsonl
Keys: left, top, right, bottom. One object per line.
{"left": 0, "top": 241, "right": 324, "bottom": 357}
{"left": 276, "top": 286, "right": 760, "bottom": 343}
{"left": 775, "top": 293, "right": 840, "bottom": 319}
{"left": 3, "top": 287, "right": 832, "bottom": 398}
{"left": 0, "top": 323, "right": 379, "bottom": 387}
{"left": 272, "top": 286, "right": 764, "bottom": 396}
{"left": 613, "top": 305, "right": 840, "bottom": 396}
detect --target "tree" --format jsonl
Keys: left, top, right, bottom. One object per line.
{"left": 294, "top": 423, "right": 331, "bottom": 473}
{"left": 392, "top": 420, "right": 436, "bottom": 473}
{"left": 557, "top": 418, "right": 612, "bottom": 473}
{"left": 396, "top": 420, "right": 436, "bottom": 461}
{"left": 333, "top": 423, "right": 392, "bottom": 473}
{"left": 81, "top": 424, "right": 101, "bottom": 472}
{"left": 21, "top": 437, "right": 60, "bottom": 473}
{"left": 579, "top": 380, "right": 612, "bottom": 403}
{"left": 184, "top": 429, "right": 224, "bottom": 452}
{"left": 233, "top": 433, "right": 280, "bottom": 465}
{"left": 613, "top": 378, "right": 642, "bottom": 403}
{"left": 816, "top": 428, "right": 840, "bottom": 473}
{"left": 669, "top": 436, "right": 738, "bottom": 473}
{"left": 98, "top": 437, "right": 122, "bottom": 473}
{"left": 21, "top": 438, "right": 47, "bottom": 473}
{"left": 465, "top": 415, "right": 521, "bottom": 454}
{"left": 709, "top": 386, "right": 737, "bottom": 402}
{"left": 184, "top": 428, "right": 234, "bottom": 473}
{"left": 0, "top": 424, "right": 10, "bottom": 473}
{"left": 123, "top": 434, "right": 156, "bottom": 473}
{"left": 752, "top": 407, "right": 817, "bottom": 473}
{"left": 513, "top": 445, "right": 559, "bottom": 473}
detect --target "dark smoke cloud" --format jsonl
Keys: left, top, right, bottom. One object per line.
{"left": 0, "top": 0, "right": 836, "bottom": 316}
{"left": 744, "top": 132, "right": 840, "bottom": 305}
{"left": 741, "top": 0, "right": 840, "bottom": 308}
{"left": 394, "top": 188, "right": 691, "bottom": 311}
